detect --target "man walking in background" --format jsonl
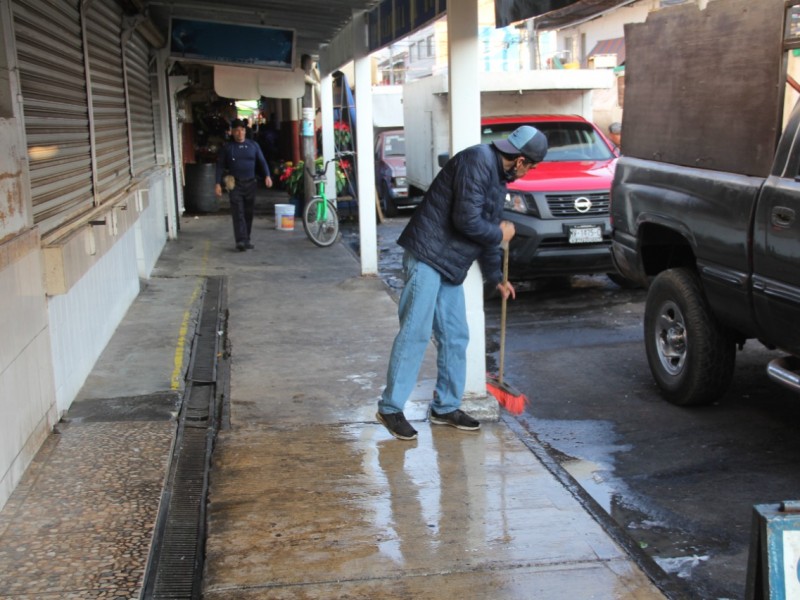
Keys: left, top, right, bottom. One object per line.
{"left": 215, "top": 118, "right": 272, "bottom": 251}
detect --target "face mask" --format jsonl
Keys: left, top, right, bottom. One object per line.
{"left": 503, "top": 164, "right": 519, "bottom": 183}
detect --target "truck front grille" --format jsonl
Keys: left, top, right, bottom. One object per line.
{"left": 546, "top": 192, "right": 610, "bottom": 217}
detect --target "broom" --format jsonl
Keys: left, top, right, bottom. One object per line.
{"left": 486, "top": 241, "right": 528, "bottom": 415}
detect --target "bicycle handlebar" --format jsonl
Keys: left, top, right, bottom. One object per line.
{"left": 305, "top": 151, "right": 356, "bottom": 178}
{"left": 305, "top": 158, "right": 339, "bottom": 179}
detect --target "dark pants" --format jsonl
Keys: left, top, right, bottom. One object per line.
{"left": 229, "top": 179, "right": 256, "bottom": 244}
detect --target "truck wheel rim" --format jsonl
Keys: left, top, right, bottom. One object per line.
{"left": 654, "top": 300, "right": 687, "bottom": 376}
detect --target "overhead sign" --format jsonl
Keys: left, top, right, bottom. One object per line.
{"left": 169, "top": 18, "right": 295, "bottom": 70}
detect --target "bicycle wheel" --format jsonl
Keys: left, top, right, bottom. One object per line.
{"left": 302, "top": 198, "right": 339, "bottom": 247}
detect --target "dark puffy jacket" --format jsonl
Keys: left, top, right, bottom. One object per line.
{"left": 398, "top": 144, "right": 506, "bottom": 285}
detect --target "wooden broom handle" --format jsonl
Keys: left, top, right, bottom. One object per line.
{"left": 498, "top": 241, "right": 509, "bottom": 384}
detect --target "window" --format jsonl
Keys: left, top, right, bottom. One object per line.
{"left": 383, "top": 134, "right": 405, "bottom": 156}
{"left": 481, "top": 122, "right": 614, "bottom": 162}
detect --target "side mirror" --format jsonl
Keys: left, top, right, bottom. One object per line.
{"left": 437, "top": 152, "right": 450, "bottom": 168}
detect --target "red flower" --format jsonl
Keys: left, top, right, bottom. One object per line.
{"left": 279, "top": 165, "right": 293, "bottom": 182}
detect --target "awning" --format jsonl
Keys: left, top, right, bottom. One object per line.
{"left": 495, "top": 0, "right": 582, "bottom": 28}
{"left": 529, "top": 0, "right": 636, "bottom": 30}
{"left": 587, "top": 37, "right": 626, "bottom": 65}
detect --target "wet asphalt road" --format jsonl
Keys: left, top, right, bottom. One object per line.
{"left": 346, "top": 215, "right": 800, "bottom": 600}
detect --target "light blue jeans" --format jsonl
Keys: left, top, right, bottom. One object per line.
{"left": 379, "top": 252, "right": 469, "bottom": 415}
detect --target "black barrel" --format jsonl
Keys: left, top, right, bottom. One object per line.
{"left": 183, "top": 163, "right": 219, "bottom": 213}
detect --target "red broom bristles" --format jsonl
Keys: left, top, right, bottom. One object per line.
{"left": 486, "top": 375, "right": 528, "bottom": 415}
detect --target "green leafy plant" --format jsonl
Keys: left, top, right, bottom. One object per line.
{"left": 276, "top": 158, "right": 348, "bottom": 198}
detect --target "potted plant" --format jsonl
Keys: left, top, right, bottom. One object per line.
{"left": 333, "top": 121, "right": 351, "bottom": 149}
{"left": 278, "top": 158, "right": 348, "bottom": 196}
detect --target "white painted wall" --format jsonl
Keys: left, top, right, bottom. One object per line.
{"left": 48, "top": 222, "right": 141, "bottom": 413}
{"left": 0, "top": 231, "right": 57, "bottom": 510}
{"left": 135, "top": 172, "right": 170, "bottom": 279}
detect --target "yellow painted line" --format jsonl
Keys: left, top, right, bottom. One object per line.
{"left": 170, "top": 240, "right": 210, "bottom": 390}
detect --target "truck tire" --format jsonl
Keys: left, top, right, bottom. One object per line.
{"left": 644, "top": 267, "right": 735, "bottom": 406}
{"left": 380, "top": 183, "right": 398, "bottom": 217}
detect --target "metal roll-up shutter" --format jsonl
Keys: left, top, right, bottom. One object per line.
{"left": 125, "top": 29, "right": 157, "bottom": 176}
{"left": 87, "top": 0, "right": 130, "bottom": 201}
{"left": 12, "top": 0, "right": 93, "bottom": 235}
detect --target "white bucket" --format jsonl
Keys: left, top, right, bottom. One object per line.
{"left": 275, "top": 204, "right": 295, "bottom": 231}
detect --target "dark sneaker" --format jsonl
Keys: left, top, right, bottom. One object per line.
{"left": 245, "top": 242, "right": 255, "bottom": 250}
{"left": 236, "top": 242, "right": 246, "bottom": 252}
{"left": 429, "top": 408, "right": 480, "bottom": 431}
{"left": 376, "top": 411, "right": 418, "bottom": 440}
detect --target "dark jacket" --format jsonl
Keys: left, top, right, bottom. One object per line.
{"left": 398, "top": 144, "right": 506, "bottom": 286}
{"left": 215, "top": 139, "right": 269, "bottom": 184}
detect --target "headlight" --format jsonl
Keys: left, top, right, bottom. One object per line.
{"left": 504, "top": 192, "right": 539, "bottom": 216}
{"left": 393, "top": 176, "right": 407, "bottom": 188}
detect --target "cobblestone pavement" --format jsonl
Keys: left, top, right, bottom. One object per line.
{"left": 0, "top": 421, "right": 174, "bottom": 598}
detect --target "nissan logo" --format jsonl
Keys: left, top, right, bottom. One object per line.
{"left": 574, "top": 197, "right": 592, "bottom": 213}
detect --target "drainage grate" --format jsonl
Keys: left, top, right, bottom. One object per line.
{"left": 188, "top": 278, "right": 222, "bottom": 385}
{"left": 142, "top": 276, "right": 227, "bottom": 599}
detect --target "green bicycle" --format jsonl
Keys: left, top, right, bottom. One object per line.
{"left": 303, "top": 158, "right": 340, "bottom": 247}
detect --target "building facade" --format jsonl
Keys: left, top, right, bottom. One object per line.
{"left": 0, "top": 0, "right": 174, "bottom": 508}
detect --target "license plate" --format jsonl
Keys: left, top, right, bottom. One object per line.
{"left": 568, "top": 225, "right": 603, "bottom": 244}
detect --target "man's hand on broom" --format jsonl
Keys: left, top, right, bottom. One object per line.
{"left": 500, "top": 220, "right": 515, "bottom": 242}
{"left": 496, "top": 280, "right": 516, "bottom": 300}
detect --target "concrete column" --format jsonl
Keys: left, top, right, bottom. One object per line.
{"left": 319, "top": 66, "right": 336, "bottom": 200}
{"left": 447, "top": 0, "right": 498, "bottom": 420}
{"left": 352, "top": 9, "right": 377, "bottom": 276}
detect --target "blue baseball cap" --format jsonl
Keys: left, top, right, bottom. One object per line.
{"left": 493, "top": 125, "right": 548, "bottom": 163}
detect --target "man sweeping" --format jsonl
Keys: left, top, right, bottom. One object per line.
{"left": 377, "top": 125, "right": 548, "bottom": 440}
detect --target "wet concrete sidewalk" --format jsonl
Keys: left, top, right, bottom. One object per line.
{"left": 0, "top": 195, "right": 669, "bottom": 599}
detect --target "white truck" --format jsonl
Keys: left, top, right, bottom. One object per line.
{"left": 402, "top": 70, "right": 613, "bottom": 195}
{"left": 402, "top": 70, "right": 629, "bottom": 282}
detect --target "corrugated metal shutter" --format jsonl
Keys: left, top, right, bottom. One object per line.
{"left": 13, "top": 0, "right": 93, "bottom": 235}
{"left": 125, "top": 30, "right": 157, "bottom": 176}
{"left": 86, "top": 0, "right": 130, "bottom": 201}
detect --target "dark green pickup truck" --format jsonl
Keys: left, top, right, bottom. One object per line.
{"left": 609, "top": 0, "right": 800, "bottom": 405}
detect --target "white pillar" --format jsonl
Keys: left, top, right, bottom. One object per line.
{"left": 166, "top": 72, "right": 188, "bottom": 239}
{"left": 319, "top": 63, "right": 336, "bottom": 200}
{"left": 352, "top": 9, "right": 378, "bottom": 276}
{"left": 447, "top": 0, "right": 497, "bottom": 419}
